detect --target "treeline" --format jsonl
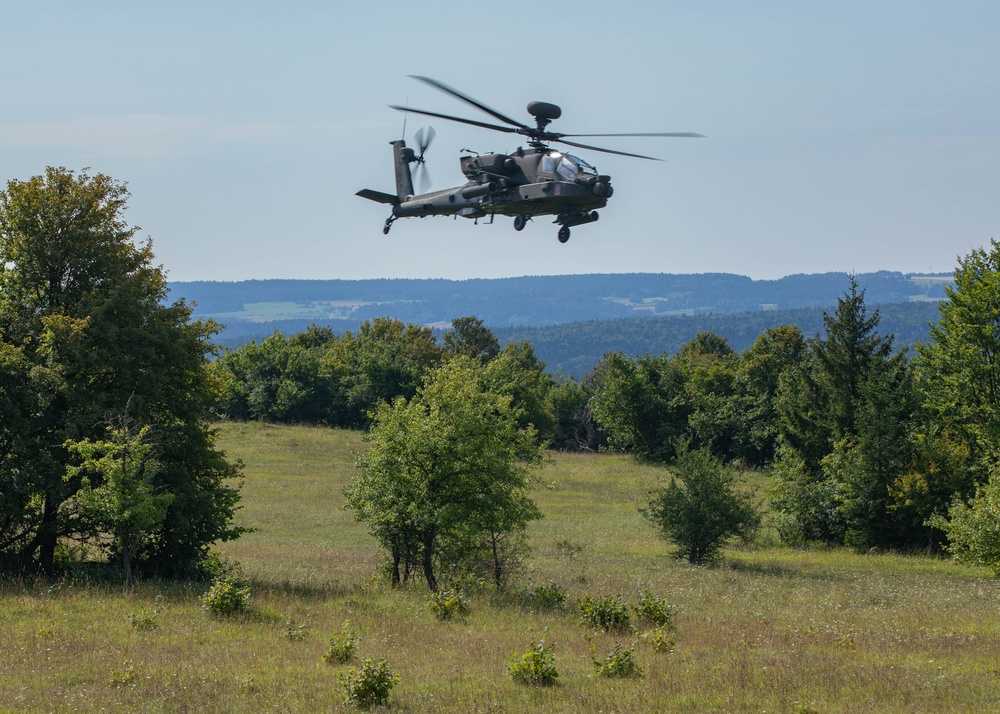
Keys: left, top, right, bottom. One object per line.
{"left": 213, "top": 247, "right": 1000, "bottom": 561}
{"left": 494, "top": 300, "right": 941, "bottom": 377}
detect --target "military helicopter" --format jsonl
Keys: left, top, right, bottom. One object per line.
{"left": 357, "top": 76, "right": 704, "bottom": 243}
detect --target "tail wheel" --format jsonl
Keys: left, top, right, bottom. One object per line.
{"left": 558, "top": 226, "right": 570, "bottom": 243}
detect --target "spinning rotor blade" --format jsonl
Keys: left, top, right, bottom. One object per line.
{"left": 389, "top": 105, "right": 518, "bottom": 134}
{"left": 414, "top": 126, "right": 436, "bottom": 157}
{"left": 557, "top": 138, "right": 666, "bottom": 162}
{"left": 412, "top": 126, "right": 435, "bottom": 193}
{"left": 558, "top": 132, "right": 706, "bottom": 139}
{"left": 409, "top": 75, "right": 530, "bottom": 131}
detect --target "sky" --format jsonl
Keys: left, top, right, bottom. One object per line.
{"left": 2, "top": 1, "right": 997, "bottom": 282}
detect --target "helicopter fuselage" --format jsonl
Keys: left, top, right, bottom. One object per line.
{"left": 359, "top": 141, "right": 612, "bottom": 242}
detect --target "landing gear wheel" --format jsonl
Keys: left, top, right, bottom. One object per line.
{"left": 383, "top": 217, "right": 394, "bottom": 235}
{"left": 383, "top": 224, "right": 391, "bottom": 235}
{"left": 513, "top": 214, "right": 527, "bottom": 232}
{"left": 557, "top": 226, "right": 570, "bottom": 243}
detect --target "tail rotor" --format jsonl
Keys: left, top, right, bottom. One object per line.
{"left": 412, "top": 126, "right": 435, "bottom": 193}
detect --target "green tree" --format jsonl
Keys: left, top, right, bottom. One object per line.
{"left": 732, "top": 325, "right": 807, "bottom": 466}
{"left": 773, "top": 277, "right": 914, "bottom": 547}
{"left": 589, "top": 352, "right": 689, "bottom": 462}
{"left": 337, "top": 318, "right": 443, "bottom": 427}
{"left": 0, "top": 167, "right": 244, "bottom": 576}
{"left": 443, "top": 315, "right": 500, "bottom": 364}
{"left": 917, "top": 239, "right": 1000, "bottom": 480}
{"left": 932, "top": 468, "right": 1000, "bottom": 575}
{"left": 642, "top": 446, "right": 759, "bottom": 564}
{"left": 65, "top": 410, "right": 173, "bottom": 591}
{"left": 345, "top": 357, "right": 543, "bottom": 590}
{"left": 213, "top": 326, "right": 340, "bottom": 424}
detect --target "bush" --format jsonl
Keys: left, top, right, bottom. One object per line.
{"left": 933, "top": 470, "right": 1000, "bottom": 575}
{"left": 339, "top": 657, "right": 397, "bottom": 709}
{"left": 283, "top": 619, "right": 308, "bottom": 641}
{"left": 632, "top": 590, "right": 676, "bottom": 628}
{"left": 642, "top": 625, "right": 676, "bottom": 653}
{"left": 643, "top": 447, "right": 760, "bottom": 564}
{"left": 587, "top": 638, "right": 644, "bottom": 678}
{"left": 427, "top": 589, "right": 470, "bottom": 620}
{"left": 513, "top": 582, "right": 567, "bottom": 611}
{"left": 200, "top": 575, "right": 251, "bottom": 617}
{"left": 508, "top": 633, "right": 559, "bottom": 686}
{"left": 579, "top": 594, "right": 634, "bottom": 633}
{"left": 323, "top": 621, "right": 361, "bottom": 664}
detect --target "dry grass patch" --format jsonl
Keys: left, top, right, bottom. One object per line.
{"left": 2, "top": 422, "right": 999, "bottom": 712}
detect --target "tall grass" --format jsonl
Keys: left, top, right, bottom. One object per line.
{"left": 1, "top": 421, "right": 998, "bottom": 712}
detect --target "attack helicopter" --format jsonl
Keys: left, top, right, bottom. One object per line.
{"left": 357, "top": 76, "right": 704, "bottom": 243}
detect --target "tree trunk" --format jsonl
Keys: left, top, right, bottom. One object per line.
{"left": 421, "top": 532, "right": 437, "bottom": 591}
{"left": 37, "top": 496, "right": 59, "bottom": 576}
{"left": 390, "top": 545, "right": 401, "bottom": 588}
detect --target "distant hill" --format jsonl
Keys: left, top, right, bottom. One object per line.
{"left": 169, "top": 272, "right": 948, "bottom": 376}
{"left": 170, "top": 271, "right": 949, "bottom": 331}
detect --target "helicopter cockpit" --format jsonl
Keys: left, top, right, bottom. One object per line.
{"left": 540, "top": 152, "right": 597, "bottom": 181}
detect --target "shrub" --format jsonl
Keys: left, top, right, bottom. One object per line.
{"left": 200, "top": 575, "right": 251, "bottom": 617}
{"left": 642, "top": 625, "right": 676, "bottom": 653}
{"left": 339, "top": 657, "right": 397, "bottom": 709}
{"left": 508, "top": 632, "right": 559, "bottom": 686}
{"left": 283, "top": 619, "right": 308, "bottom": 641}
{"left": 323, "top": 621, "right": 361, "bottom": 664}
{"left": 513, "top": 582, "right": 567, "bottom": 611}
{"left": 632, "top": 590, "right": 676, "bottom": 628}
{"left": 643, "top": 447, "right": 760, "bottom": 564}
{"left": 427, "top": 589, "right": 470, "bottom": 621}
{"left": 933, "top": 470, "right": 1000, "bottom": 575}
{"left": 587, "top": 637, "right": 644, "bottom": 678}
{"left": 579, "top": 594, "right": 634, "bottom": 633}
{"left": 126, "top": 601, "right": 161, "bottom": 631}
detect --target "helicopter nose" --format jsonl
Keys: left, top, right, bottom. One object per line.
{"left": 592, "top": 179, "right": 612, "bottom": 198}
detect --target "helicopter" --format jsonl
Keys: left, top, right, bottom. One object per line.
{"left": 357, "top": 76, "right": 704, "bottom": 243}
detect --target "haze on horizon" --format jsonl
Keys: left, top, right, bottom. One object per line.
{"left": 2, "top": 1, "right": 996, "bottom": 282}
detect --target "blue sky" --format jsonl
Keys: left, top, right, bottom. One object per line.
{"left": 2, "top": 1, "right": 997, "bottom": 281}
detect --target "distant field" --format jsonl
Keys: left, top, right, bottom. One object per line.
{"left": 2, "top": 422, "right": 998, "bottom": 713}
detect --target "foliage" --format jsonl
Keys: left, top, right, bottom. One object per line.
{"left": 578, "top": 594, "right": 635, "bottom": 633}
{"left": 443, "top": 315, "right": 500, "bottom": 364}
{"left": 586, "top": 637, "right": 644, "bottom": 678}
{"left": 346, "top": 357, "right": 543, "bottom": 590}
{"left": 126, "top": 599, "right": 162, "bottom": 631}
{"left": 513, "top": 582, "right": 568, "bottom": 611}
{"left": 507, "top": 632, "right": 559, "bottom": 686}
{"left": 589, "top": 351, "right": 689, "bottom": 462}
{"left": 427, "top": 589, "right": 470, "bottom": 620}
{"left": 772, "top": 278, "right": 916, "bottom": 548}
{"left": 918, "top": 238, "right": 1000, "bottom": 487}
{"left": 339, "top": 657, "right": 398, "bottom": 709}
{"left": 933, "top": 468, "right": 1000, "bottom": 575}
{"left": 632, "top": 590, "right": 676, "bottom": 628}
{"left": 643, "top": 447, "right": 759, "bottom": 564}
{"left": 65, "top": 414, "right": 173, "bottom": 591}
{"left": 200, "top": 575, "right": 251, "bottom": 617}
{"left": 323, "top": 621, "right": 360, "bottom": 664}
{"left": 642, "top": 625, "right": 676, "bottom": 653}
{"left": 0, "top": 166, "right": 244, "bottom": 577}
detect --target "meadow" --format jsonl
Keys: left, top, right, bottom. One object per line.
{"left": 2, "top": 422, "right": 998, "bottom": 713}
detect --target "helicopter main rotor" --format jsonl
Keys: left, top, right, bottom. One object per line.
{"left": 389, "top": 75, "right": 704, "bottom": 161}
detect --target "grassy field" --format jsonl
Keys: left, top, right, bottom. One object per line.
{"left": 2, "top": 421, "right": 999, "bottom": 712}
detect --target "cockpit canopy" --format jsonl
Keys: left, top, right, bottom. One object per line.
{"left": 541, "top": 152, "right": 597, "bottom": 181}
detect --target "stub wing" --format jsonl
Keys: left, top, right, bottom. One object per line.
{"left": 356, "top": 189, "right": 398, "bottom": 205}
